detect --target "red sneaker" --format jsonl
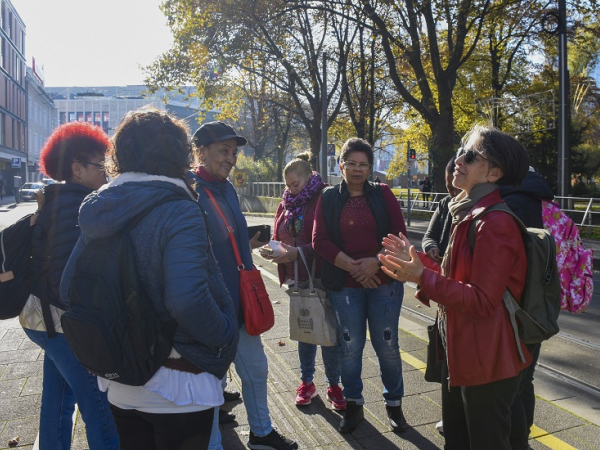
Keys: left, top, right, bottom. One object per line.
{"left": 327, "top": 385, "right": 347, "bottom": 411}
{"left": 295, "top": 381, "right": 317, "bottom": 406}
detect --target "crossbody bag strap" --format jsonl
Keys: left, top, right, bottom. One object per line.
{"left": 203, "top": 187, "right": 244, "bottom": 270}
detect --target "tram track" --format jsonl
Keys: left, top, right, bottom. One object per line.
{"left": 401, "top": 301, "right": 600, "bottom": 401}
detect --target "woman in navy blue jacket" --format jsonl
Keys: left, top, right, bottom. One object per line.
{"left": 61, "top": 108, "right": 238, "bottom": 450}
{"left": 20, "top": 122, "right": 119, "bottom": 450}
{"left": 189, "top": 121, "right": 298, "bottom": 450}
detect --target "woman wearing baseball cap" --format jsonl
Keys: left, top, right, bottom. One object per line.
{"left": 189, "top": 122, "right": 298, "bottom": 450}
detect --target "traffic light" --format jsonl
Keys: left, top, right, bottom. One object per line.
{"left": 409, "top": 149, "right": 416, "bottom": 160}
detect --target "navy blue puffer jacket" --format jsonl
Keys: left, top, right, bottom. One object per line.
{"left": 60, "top": 174, "right": 238, "bottom": 379}
{"left": 30, "top": 183, "right": 93, "bottom": 309}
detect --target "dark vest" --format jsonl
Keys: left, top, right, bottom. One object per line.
{"left": 320, "top": 180, "right": 391, "bottom": 291}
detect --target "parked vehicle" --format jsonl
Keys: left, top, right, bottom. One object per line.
{"left": 19, "top": 183, "right": 44, "bottom": 201}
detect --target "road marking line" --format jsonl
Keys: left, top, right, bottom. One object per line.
{"left": 530, "top": 425, "right": 577, "bottom": 449}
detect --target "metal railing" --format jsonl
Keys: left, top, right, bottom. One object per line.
{"left": 236, "top": 183, "right": 600, "bottom": 229}
{"left": 236, "top": 182, "right": 286, "bottom": 199}
{"left": 397, "top": 191, "right": 600, "bottom": 229}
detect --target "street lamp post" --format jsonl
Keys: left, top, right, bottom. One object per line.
{"left": 557, "top": 0, "right": 570, "bottom": 205}
{"left": 320, "top": 52, "right": 328, "bottom": 184}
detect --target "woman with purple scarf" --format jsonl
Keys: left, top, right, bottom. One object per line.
{"left": 267, "top": 153, "right": 345, "bottom": 411}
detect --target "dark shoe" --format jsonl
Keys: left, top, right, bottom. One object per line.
{"left": 339, "top": 401, "right": 364, "bottom": 433}
{"left": 386, "top": 404, "right": 408, "bottom": 432}
{"left": 223, "top": 389, "right": 241, "bottom": 403}
{"left": 219, "top": 408, "right": 236, "bottom": 424}
{"left": 248, "top": 429, "right": 298, "bottom": 449}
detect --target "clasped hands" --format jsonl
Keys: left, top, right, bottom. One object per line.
{"left": 377, "top": 233, "right": 424, "bottom": 284}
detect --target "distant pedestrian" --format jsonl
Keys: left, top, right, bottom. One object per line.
{"left": 419, "top": 176, "right": 432, "bottom": 206}
{"left": 20, "top": 122, "right": 118, "bottom": 450}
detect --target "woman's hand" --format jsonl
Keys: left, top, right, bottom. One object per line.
{"left": 272, "top": 243, "right": 299, "bottom": 264}
{"left": 350, "top": 257, "right": 381, "bottom": 285}
{"left": 360, "top": 275, "right": 381, "bottom": 289}
{"left": 379, "top": 245, "right": 424, "bottom": 284}
{"left": 382, "top": 233, "right": 412, "bottom": 261}
{"left": 426, "top": 247, "right": 443, "bottom": 264}
{"left": 249, "top": 231, "right": 268, "bottom": 249}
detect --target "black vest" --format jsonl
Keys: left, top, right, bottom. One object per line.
{"left": 320, "top": 180, "right": 391, "bottom": 291}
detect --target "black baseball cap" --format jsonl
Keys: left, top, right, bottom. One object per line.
{"left": 192, "top": 121, "right": 247, "bottom": 147}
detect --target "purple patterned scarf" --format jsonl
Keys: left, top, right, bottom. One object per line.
{"left": 283, "top": 172, "right": 323, "bottom": 233}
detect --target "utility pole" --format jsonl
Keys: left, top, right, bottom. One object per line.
{"left": 320, "top": 53, "right": 328, "bottom": 184}
{"left": 557, "top": 0, "right": 570, "bottom": 205}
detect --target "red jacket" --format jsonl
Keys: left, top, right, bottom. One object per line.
{"left": 416, "top": 190, "right": 532, "bottom": 386}
{"left": 273, "top": 184, "right": 325, "bottom": 286}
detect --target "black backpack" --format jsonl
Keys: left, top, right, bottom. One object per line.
{"left": 0, "top": 214, "right": 34, "bottom": 319}
{"left": 469, "top": 203, "right": 561, "bottom": 362}
{"left": 61, "top": 196, "right": 192, "bottom": 386}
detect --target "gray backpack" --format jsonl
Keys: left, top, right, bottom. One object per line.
{"left": 469, "top": 203, "right": 561, "bottom": 362}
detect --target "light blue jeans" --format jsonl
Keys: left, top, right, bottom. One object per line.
{"left": 298, "top": 342, "right": 340, "bottom": 385}
{"left": 23, "top": 329, "right": 119, "bottom": 450}
{"left": 209, "top": 325, "right": 271, "bottom": 449}
{"left": 327, "top": 281, "right": 405, "bottom": 406}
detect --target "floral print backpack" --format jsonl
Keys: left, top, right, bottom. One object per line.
{"left": 542, "top": 200, "right": 593, "bottom": 313}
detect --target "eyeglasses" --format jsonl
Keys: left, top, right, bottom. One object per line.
{"left": 456, "top": 147, "right": 487, "bottom": 164}
{"left": 342, "top": 161, "right": 371, "bottom": 171}
{"left": 87, "top": 162, "right": 105, "bottom": 171}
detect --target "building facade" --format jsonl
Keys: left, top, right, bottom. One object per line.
{"left": 0, "top": 0, "right": 26, "bottom": 194}
{"left": 26, "top": 64, "right": 55, "bottom": 181}
{"left": 46, "top": 85, "right": 208, "bottom": 138}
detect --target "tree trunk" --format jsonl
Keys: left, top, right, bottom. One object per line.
{"left": 429, "top": 94, "right": 456, "bottom": 191}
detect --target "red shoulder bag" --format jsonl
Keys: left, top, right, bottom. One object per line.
{"left": 203, "top": 188, "right": 275, "bottom": 335}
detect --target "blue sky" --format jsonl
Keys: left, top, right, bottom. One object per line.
{"left": 11, "top": 0, "right": 173, "bottom": 86}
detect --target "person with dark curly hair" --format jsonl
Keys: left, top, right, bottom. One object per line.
{"left": 18, "top": 121, "right": 119, "bottom": 450}
{"left": 60, "top": 108, "right": 238, "bottom": 450}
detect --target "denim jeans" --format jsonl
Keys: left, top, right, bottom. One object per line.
{"left": 298, "top": 342, "right": 340, "bottom": 385}
{"left": 23, "top": 329, "right": 119, "bottom": 450}
{"left": 209, "top": 325, "right": 271, "bottom": 449}
{"left": 328, "top": 282, "right": 405, "bottom": 406}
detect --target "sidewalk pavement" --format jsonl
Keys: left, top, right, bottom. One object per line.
{"left": 1, "top": 277, "right": 599, "bottom": 450}
{"left": 0, "top": 207, "right": 598, "bottom": 449}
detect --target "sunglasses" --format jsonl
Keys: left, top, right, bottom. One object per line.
{"left": 456, "top": 147, "right": 487, "bottom": 164}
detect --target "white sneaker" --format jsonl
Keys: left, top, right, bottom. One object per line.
{"left": 435, "top": 420, "right": 444, "bottom": 435}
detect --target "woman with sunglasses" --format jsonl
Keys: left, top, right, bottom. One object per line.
{"left": 380, "top": 125, "right": 533, "bottom": 449}
{"left": 313, "top": 137, "right": 408, "bottom": 435}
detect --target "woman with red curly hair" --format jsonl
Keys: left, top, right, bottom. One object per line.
{"left": 19, "top": 122, "right": 119, "bottom": 450}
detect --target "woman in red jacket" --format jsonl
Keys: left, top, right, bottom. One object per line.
{"left": 380, "top": 125, "right": 533, "bottom": 449}
{"left": 265, "top": 153, "right": 345, "bottom": 411}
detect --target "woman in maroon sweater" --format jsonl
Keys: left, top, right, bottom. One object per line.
{"left": 312, "top": 138, "right": 408, "bottom": 435}
{"left": 266, "top": 153, "right": 345, "bottom": 411}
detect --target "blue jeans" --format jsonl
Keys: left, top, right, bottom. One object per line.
{"left": 298, "top": 342, "right": 340, "bottom": 385}
{"left": 328, "top": 282, "right": 405, "bottom": 406}
{"left": 24, "top": 329, "right": 119, "bottom": 450}
{"left": 209, "top": 325, "right": 271, "bottom": 449}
